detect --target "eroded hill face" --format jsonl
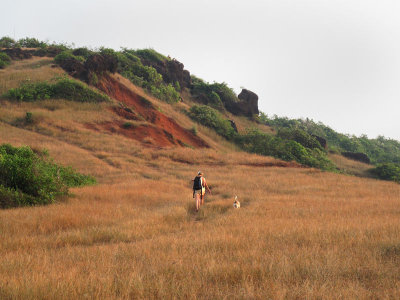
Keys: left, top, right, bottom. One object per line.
{"left": 92, "top": 74, "right": 208, "bottom": 148}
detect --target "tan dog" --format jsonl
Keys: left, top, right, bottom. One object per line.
{"left": 233, "top": 195, "right": 240, "bottom": 208}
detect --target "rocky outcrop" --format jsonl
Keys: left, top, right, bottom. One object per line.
{"left": 1, "top": 48, "right": 34, "bottom": 60}
{"left": 57, "top": 53, "right": 117, "bottom": 81}
{"left": 84, "top": 54, "right": 118, "bottom": 74}
{"left": 342, "top": 152, "right": 371, "bottom": 164}
{"left": 225, "top": 89, "right": 259, "bottom": 117}
{"left": 140, "top": 58, "right": 191, "bottom": 89}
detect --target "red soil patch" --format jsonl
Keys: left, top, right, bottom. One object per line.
{"left": 95, "top": 74, "right": 208, "bottom": 148}
{"left": 85, "top": 120, "right": 195, "bottom": 148}
{"left": 111, "top": 106, "right": 139, "bottom": 120}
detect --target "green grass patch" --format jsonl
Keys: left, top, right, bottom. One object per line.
{"left": 3, "top": 77, "right": 109, "bottom": 102}
{"left": 0, "top": 52, "right": 11, "bottom": 69}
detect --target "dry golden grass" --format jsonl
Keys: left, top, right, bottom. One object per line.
{"left": 1, "top": 60, "right": 400, "bottom": 299}
{"left": 329, "top": 153, "right": 372, "bottom": 177}
{"left": 0, "top": 57, "right": 63, "bottom": 95}
{"left": 1, "top": 153, "right": 400, "bottom": 299}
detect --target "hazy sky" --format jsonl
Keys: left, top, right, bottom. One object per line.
{"left": 2, "top": 0, "right": 399, "bottom": 140}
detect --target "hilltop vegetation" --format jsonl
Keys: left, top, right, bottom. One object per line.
{"left": 3, "top": 77, "right": 109, "bottom": 102}
{"left": 1, "top": 35, "right": 400, "bottom": 181}
{"left": 258, "top": 113, "right": 400, "bottom": 181}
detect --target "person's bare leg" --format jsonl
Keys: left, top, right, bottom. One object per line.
{"left": 201, "top": 195, "right": 204, "bottom": 206}
{"left": 195, "top": 193, "right": 200, "bottom": 211}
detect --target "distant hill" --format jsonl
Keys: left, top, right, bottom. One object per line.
{"left": 1, "top": 36, "right": 399, "bottom": 182}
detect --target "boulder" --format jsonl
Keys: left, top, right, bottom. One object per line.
{"left": 341, "top": 152, "right": 371, "bottom": 164}
{"left": 225, "top": 89, "right": 259, "bottom": 117}
{"left": 140, "top": 57, "right": 191, "bottom": 89}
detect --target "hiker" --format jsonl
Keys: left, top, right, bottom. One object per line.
{"left": 193, "top": 171, "right": 211, "bottom": 211}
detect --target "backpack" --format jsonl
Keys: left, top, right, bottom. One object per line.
{"left": 193, "top": 176, "right": 202, "bottom": 190}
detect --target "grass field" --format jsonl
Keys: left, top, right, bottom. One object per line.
{"left": 1, "top": 58, "right": 400, "bottom": 299}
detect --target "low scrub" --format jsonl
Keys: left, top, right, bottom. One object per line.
{"left": 0, "top": 36, "right": 18, "bottom": 48}
{"left": 114, "top": 48, "right": 180, "bottom": 103}
{"left": 277, "top": 128, "right": 323, "bottom": 150}
{"left": 3, "top": 77, "right": 109, "bottom": 102}
{"left": 0, "top": 144, "right": 96, "bottom": 208}
{"left": 237, "top": 129, "right": 335, "bottom": 170}
{"left": 259, "top": 112, "right": 400, "bottom": 165}
{"left": 189, "top": 106, "right": 334, "bottom": 169}
{"left": 133, "top": 48, "right": 169, "bottom": 64}
{"left": 189, "top": 105, "right": 236, "bottom": 140}
{"left": 191, "top": 76, "right": 237, "bottom": 110}
{"left": 0, "top": 52, "right": 11, "bottom": 69}
{"left": 369, "top": 163, "right": 400, "bottom": 183}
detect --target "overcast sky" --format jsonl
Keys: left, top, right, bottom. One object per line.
{"left": 2, "top": 0, "right": 399, "bottom": 140}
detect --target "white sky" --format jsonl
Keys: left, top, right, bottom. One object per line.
{"left": 2, "top": 0, "right": 399, "bottom": 140}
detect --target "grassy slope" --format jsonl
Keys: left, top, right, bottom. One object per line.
{"left": 1, "top": 58, "right": 400, "bottom": 299}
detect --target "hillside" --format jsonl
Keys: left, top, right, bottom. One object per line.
{"left": 1, "top": 39, "right": 400, "bottom": 299}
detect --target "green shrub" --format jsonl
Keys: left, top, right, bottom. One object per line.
{"left": 259, "top": 112, "right": 400, "bottom": 165}
{"left": 72, "top": 47, "right": 94, "bottom": 59}
{"left": 4, "top": 81, "right": 53, "bottom": 101}
{"left": 0, "top": 144, "right": 95, "bottom": 208}
{"left": 0, "top": 36, "right": 17, "bottom": 48}
{"left": 191, "top": 77, "right": 237, "bottom": 110}
{"left": 122, "top": 122, "right": 134, "bottom": 129}
{"left": 54, "top": 50, "right": 85, "bottom": 65}
{"left": 189, "top": 105, "right": 236, "bottom": 140}
{"left": 236, "top": 129, "right": 335, "bottom": 170}
{"left": 52, "top": 78, "right": 109, "bottom": 102}
{"left": 190, "top": 126, "right": 198, "bottom": 136}
{"left": 0, "top": 52, "right": 11, "bottom": 69}
{"left": 25, "top": 112, "right": 33, "bottom": 124}
{"left": 18, "top": 37, "right": 47, "bottom": 48}
{"left": 116, "top": 50, "right": 180, "bottom": 103}
{"left": 369, "top": 163, "right": 400, "bottom": 182}
{"left": 277, "top": 128, "right": 323, "bottom": 150}
{"left": 3, "top": 78, "right": 109, "bottom": 102}
{"left": 133, "top": 48, "right": 169, "bottom": 64}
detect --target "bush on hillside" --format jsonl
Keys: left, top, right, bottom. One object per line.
{"left": 3, "top": 77, "right": 109, "bottom": 102}
{"left": 0, "top": 52, "right": 11, "bottom": 69}
{"left": 115, "top": 49, "right": 180, "bottom": 103}
{"left": 369, "top": 163, "right": 400, "bottom": 183}
{"left": 52, "top": 78, "right": 110, "bottom": 102}
{"left": 236, "top": 129, "right": 335, "bottom": 170}
{"left": 18, "top": 37, "right": 47, "bottom": 48}
{"left": 0, "top": 144, "right": 95, "bottom": 208}
{"left": 277, "top": 128, "right": 323, "bottom": 150}
{"left": 259, "top": 112, "right": 400, "bottom": 165}
{"left": 191, "top": 77, "right": 237, "bottom": 110}
{"left": 134, "top": 48, "right": 169, "bottom": 64}
{"left": 0, "top": 36, "right": 17, "bottom": 48}
{"left": 54, "top": 50, "right": 85, "bottom": 65}
{"left": 189, "top": 105, "right": 237, "bottom": 140}
{"left": 72, "top": 47, "right": 94, "bottom": 59}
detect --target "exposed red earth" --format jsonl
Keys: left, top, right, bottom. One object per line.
{"left": 88, "top": 74, "right": 209, "bottom": 148}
